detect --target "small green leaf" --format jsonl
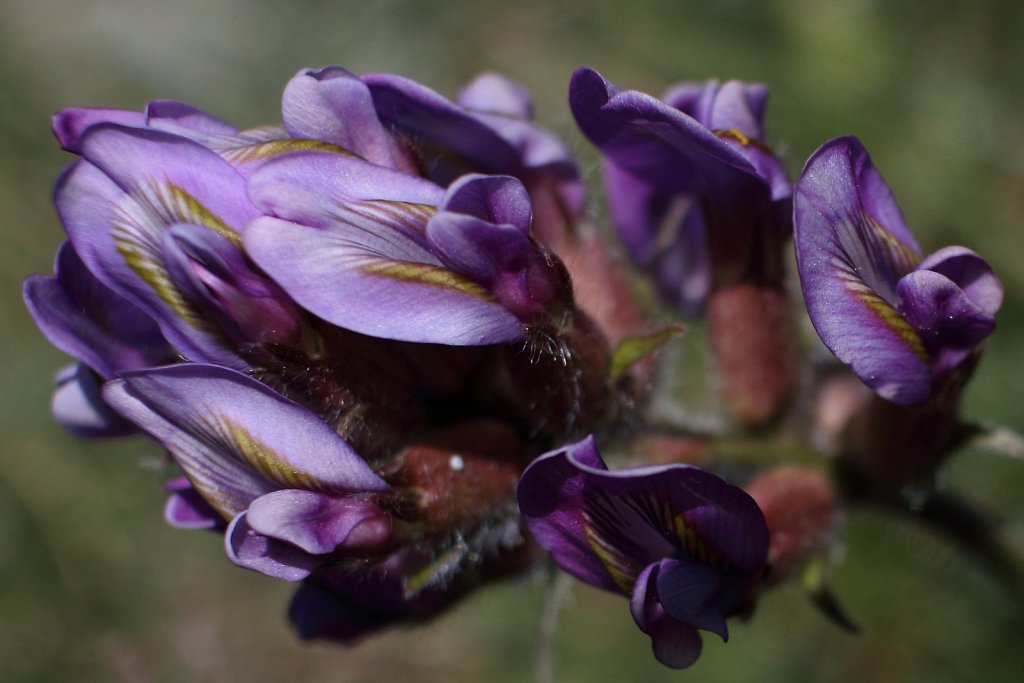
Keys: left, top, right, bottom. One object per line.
{"left": 609, "top": 325, "right": 685, "bottom": 383}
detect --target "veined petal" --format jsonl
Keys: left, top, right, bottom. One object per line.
{"left": 519, "top": 436, "right": 769, "bottom": 595}
{"left": 226, "top": 512, "right": 320, "bottom": 581}
{"left": 246, "top": 489, "right": 392, "bottom": 555}
{"left": 102, "top": 364, "right": 389, "bottom": 519}
{"left": 794, "top": 136, "right": 931, "bottom": 405}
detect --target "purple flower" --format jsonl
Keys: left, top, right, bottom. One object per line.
{"left": 518, "top": 436, "right": 769, "bottom": 669}
{"left": 569, "top": 67, "right": 791, "bottom": 314}
{"left": 794, "top": 136, "right": 1002, "bottom": 406}
{"left": 103, "top": 364, "right": 395, "bottom": 581}
{"left": 245, "top": 155, "right": 574, "bottom": 345}
{"left": 569, "top": 67, "right": 797, "bottom": 427}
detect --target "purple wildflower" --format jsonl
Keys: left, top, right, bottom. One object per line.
{"left": 794, "top": 136, "right": 1002, "bottom": 406}
{"left": 518, "top": 436, "right": 769, "bottom": 669}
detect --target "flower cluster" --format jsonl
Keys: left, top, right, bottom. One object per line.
{"left": 25, "top": 65, "right": 1011, "bottom": 670}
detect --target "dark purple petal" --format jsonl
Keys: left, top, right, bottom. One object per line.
{"left": 225, "top": 512, "right": 321, "bottom": 581}
{"left": 630, "top": 563, "right": 704, "bottom": 670}
{"left": 603, "top": 162, "right": 710, "bottom": 316}
{"left": 51, "top": 364, "right": 136, "bottom": 438}
{"left": 655, "top": 557, "right": 728, "bottom": 640}
{"left": 794, "top": 136, "right": 931, "bottom": 405}
{"left": 102, "top": 364, "right": 389, "bottom": 519}
{"left": 519, "top": 436, "right": 769, "bottom": 595}
{"left": 282, "top": 67, "right": 411, "bottom": 170}
{"left": 917, "top": 246, "right": 1003, "bottom": 316}
{"left": 570, "top": 67, "right": 758, "bottom": 196}
{"left": 245, "top": 489, "right": 392, "bottom": 555}
{"left": 364, "top": 72, "right": 523, "bottom": 181}
{"left": 163, "top": 476, "right": 226, "bottom": 530}
{"left": 897, "top": 269, "right": 997, "bottom": 377}
{"left": 159, "top": 224, "right": 303, "bottom": 349}
{"left": 23, "top": 242, "right": 170, "bottom": 378}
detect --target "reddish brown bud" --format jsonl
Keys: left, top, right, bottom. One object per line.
{"left": 745, "top": 465, "right": 838, "bottom": 584}
{"left": 707, "top": 282, "right": 796, "bottom": 428}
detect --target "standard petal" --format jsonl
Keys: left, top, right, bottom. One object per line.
{"left": 103, "top": 364, "right": 389, "bottom": 519}
{"left": 225, "top": 512, "right": 320, "bottom": 581}
{"left": 245, "top": 489, "right": 392, "bottom": 555}
{"left": 569, "top": 67, "right": 757, "bottom": 196}
{"left": 282, "top": 67, "right": 405, "bottom": 169}
{"left": 794, "top": 136, "right": 932, "bottom": 405}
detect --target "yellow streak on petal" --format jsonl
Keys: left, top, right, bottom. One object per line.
{"left": 203, "top": 413, "right": 327, "bottom": 492}
{"left": 853, "top": 286, "right": 929, "bottom": 363}
{"left": 224, "top": 138, "right": 356, "bottom": 163}
{"left": 165, "top": 183, "right": 240, "bottom": 247}
{"left": 583, "top": 517, "right": 636, "bottom": 595}
{"left": 360, "top": 261, "right": 497, "bottom": 302}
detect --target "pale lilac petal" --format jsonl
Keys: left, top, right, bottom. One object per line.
{"left": 794, "top": 136, "right": 931, "bottom": 405}
{"left": 102, "top": 364, "right": 389, "bottom": 519}
{"left": 52, "top": 108, "right": 146, "bottom": 153}
{"left": 457, "top": 73, "right": 534, "bottom": 119}
{"left": 282, "top": 67, "right": 404, "bottom": 168}
{"left": 163, "top": 476, "right": 225, "bottom": 530}
{"left": 226, "top": 512, "right": 320, "bottom": 581}
{"left": 52, "top": 364, "right": 136, "bottom": 438}
{"left": 145, "top": 100, "right": 238, "bottom": 135}
{"left": 246, "top": 489, "right": 391, "bottom": 555}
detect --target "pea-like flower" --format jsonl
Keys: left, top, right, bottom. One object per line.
{"left": 794, "top": 136, "right": 1003, "bottom": 406}
{"left": 518, "top": 436, "right": 769, "bottom": 669}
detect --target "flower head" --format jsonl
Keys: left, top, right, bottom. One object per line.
{"left": 518, "top": 436, "right": 769, "bottom": 669}
{"left": 794, "top": 136, "right": 1002, "bottom": 406}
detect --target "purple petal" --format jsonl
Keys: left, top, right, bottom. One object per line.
{"left": 655, "top": 557, "right": 728, "bottom": 639}
{"left": 629, "top": 562, "right": 705, "bottom": 669}
{"left": 163, "top": 476, "right": 226, "bottom": 530}
{"left": 439, "top": 174, "right": 532, "bottom": 234}
{"left": 246, "top": 154, "right": 524, "bottom": 345}
{"left": 282, "top": 67, "right": 409, "bottom": 170}
{"left": 457, "top": 73, "right": 534, "bottom": 119}
{"left": 917, "top": 246, "right": 1003, "bottom": 316}
{"left": 52, "top": 108, "right": 146, "bottom": 153}
{"left": 519, "top": 436, "right": 769, "bottom": 594}
{"left": 794, "top": 136, "right": 932, "bottom": 405}
{"left": 897, "top": 269, "right": 997, "bottom": 377}
{"left": 145, "top": 100, "right": 238, "bottom": 135}
{"left": 245, "top": 489, "right": 391, "bottom": 555}
{"left": 225, "top": 512, "right": 321, "bottom": 581}
{"left": 23, "top": 242, "right": 170, "bottom": 378}
{"left": 704, "top": 81, "right": 769, "bottom": 140}
{"left": 51, "top": 364, "right": 136, "bottom": 438}
{"left": 102, "top": 364, "right": 389, "bottom": 519}
{"left": 569, "top": 67, "right": 757, "bottom": 196}
{"left": 364, "top": 73, "right": 522, "bottom": 181}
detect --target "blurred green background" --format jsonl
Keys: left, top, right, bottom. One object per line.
{"left": 2, "top": 0, "right": 1023, "bottom": 680}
